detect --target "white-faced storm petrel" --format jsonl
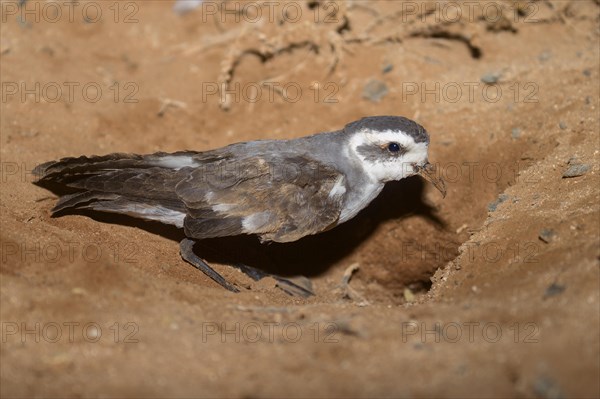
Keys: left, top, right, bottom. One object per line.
{"left": 34, "top": 116, "right": 446, "bottom": 296}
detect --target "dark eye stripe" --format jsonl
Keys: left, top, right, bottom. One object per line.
{"left": 356, "top": 142, "right": 407, "bottom": 162}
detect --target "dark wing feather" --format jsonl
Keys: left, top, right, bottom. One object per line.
{"left": 35, "top": 151, "right": 346, "bottom": 242}
{"left": 176, "top": 155, "right": 345, "bottom": 243}
{"left": 34, "top": 153, "right": 196, "bottom": 224}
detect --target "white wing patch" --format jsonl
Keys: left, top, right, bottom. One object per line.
{"left": 242, "top": 211, "right": 275, "bottom": 233}
{"left": 121, "top": 205, "right": 186, "bottom": 228}
{"left": 329, "top": 176, "right": 346, "bottom": 198}
{"left": 150, "top": 155, "right": 199, "bottom": 170}
{"left": 212, "top": 203, "right": 235, "bottom": 213}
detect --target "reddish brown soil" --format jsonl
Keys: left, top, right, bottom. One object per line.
{"left": 1, "top": 1, "right": 599, "bottom": 397}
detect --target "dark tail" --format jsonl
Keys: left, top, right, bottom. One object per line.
{"left": 34, "top": 152, "right": 197, "bottom": 224}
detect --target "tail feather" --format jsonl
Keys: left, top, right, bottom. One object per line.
{"left": 86, "top": 198, "right": 186, "bottom": 227}
{"left": 34, "top": 152, "right": 198, "bottom": 221}
{"left": 52, "top": 191, "right": 121, "bottom": 213}
{"left": 34, "top": 151, "right": 198, "bottom": 182}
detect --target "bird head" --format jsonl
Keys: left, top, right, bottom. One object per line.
{"left": 346, "top": 116, "right": 446, "bottom": 197}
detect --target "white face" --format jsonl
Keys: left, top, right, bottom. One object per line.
{"left": 348, "top": 128, "right": 429, "bottom": 183}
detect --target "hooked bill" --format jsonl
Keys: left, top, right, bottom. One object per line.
{"left": 417, "top": 163, "right": 447, "bottom": 198}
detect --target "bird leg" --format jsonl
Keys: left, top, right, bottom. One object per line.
{"left": 179, "top": 238, "right": 314, "bottom": 297}
{"left": 179, "top": 238, "right": 240, "bottom": 293}
{"left": 232, "top": 263, "right": 315, "bottom": 298}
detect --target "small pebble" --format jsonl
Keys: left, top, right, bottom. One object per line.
{"left": 539, "top": 228, "right": 557, "bottom": 243}
{"left": 382, "top": 63, "right": 394, "bottom": 74}
{"left": 424, "top": 56, "right": 441, "bottom": 65}
{"left": 17, "top": 15, "right": 32, "bottom": 29}
{"left": 481, "top": 72, "right": 500, "bottom": 84}
{"left": 362, "top": 79, "right": 388, "bottom": 102}
{"left": 403, "top": 288, "right": 415, "bottom": 303}
{"left": 583, "top": 69, "right": 591, "bottom": 77}
{"left": 533, "top": 375, "right": 564, "bottom": 399}
{"left": 558, "top": 121, "right": 567, "bottom": 130}
{"left": 488, "top": 194, "right": 509, "bottom": 212}
{"left": 173, "top": 0, "right": 203, "bottom": 14}
{"left": 511, "top": 128, "right": 521, "bottom": 139}
{"left": 538, "top": 51, "right": 552, "bottom": 62}
{"left": 563, "top": 163, "right": 590, "bottom": 178}
{"left": 544, "top": 283, "right": 566, "bottom": 298}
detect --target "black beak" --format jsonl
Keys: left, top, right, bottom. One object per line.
{"left": 416, "top": 163, "right": 447, "bottom": 198}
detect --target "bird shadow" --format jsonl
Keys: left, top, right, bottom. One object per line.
{"left": 49, "top": 176, "right": 447, "bottom": 278}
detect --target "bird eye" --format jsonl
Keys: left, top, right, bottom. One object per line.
{"left": 388, "top": 142, "right": 401, "bottom": 153}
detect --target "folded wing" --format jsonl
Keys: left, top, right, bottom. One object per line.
{"left": 176, "top": 155, "right": 345, "bottom": 243}
{"left": 35, "top": 151, "right": 346, "bottom": 243}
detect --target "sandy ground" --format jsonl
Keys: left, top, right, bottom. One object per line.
{"left": 1, "top": 0, "right": 599, "bottom": 397}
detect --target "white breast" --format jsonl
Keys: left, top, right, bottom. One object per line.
{"left": 337, "top": 181, "right": 384, "bottom": 224}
